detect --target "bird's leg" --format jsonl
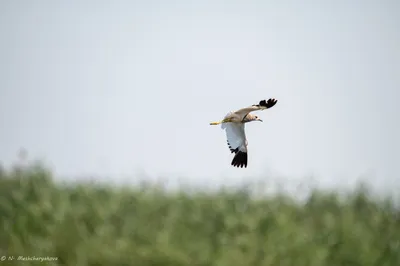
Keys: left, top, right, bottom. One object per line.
{"left": 209, "top": 117, "right": 232, "bottom": 125}
{"left": 222, "top": 117, "right": 233, "bottom": 123}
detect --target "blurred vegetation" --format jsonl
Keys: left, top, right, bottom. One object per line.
{"left": 0, "top": 159, "right": 399, "bottom": 266}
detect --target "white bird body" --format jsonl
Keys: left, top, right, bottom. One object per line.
{"left": 210, "top": 98, "right": 278, "bottom": 168}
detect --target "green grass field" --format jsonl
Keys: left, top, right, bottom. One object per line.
{"left": 0, "top": 161, "right": 399, "bottom": 266}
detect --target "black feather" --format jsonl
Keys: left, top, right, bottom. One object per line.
{"left": 259, "top": 98, "right": 277, "bottom": 109}
{"left": 227, "top": 140, "right": 238, "bottom": 153}
{"left": 231, "top": 151, "right": 248, "bottom": 168}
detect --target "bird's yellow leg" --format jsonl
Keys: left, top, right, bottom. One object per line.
{"left": 209, "top": 118, "right": 232, "bottom": 125}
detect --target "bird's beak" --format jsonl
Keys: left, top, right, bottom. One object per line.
{"left": 258, "top": 119, "right": 263, "bottom": 122}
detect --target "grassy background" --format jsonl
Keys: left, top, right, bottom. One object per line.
{"left": 0, "top": 160, "right": 399, "bottom": 266}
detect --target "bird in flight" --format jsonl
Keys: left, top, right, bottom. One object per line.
{"left": 210, "top": 98, "right": 278, "bottom": 168}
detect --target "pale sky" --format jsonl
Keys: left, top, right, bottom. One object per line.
{"left": 1, "top": 0, "right": 399, "bottom": 193}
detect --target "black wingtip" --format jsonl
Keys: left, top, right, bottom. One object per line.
{"left": 231, "top": 151, "right": 248, "bottom": 168}
{"left": 259, "top": 98, "right": 278, "bottom": 109}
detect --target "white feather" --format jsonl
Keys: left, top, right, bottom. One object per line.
{"left": 223, "top": 122, "right": 247, "bottom": 153}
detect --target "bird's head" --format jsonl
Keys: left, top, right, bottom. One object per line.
{"left": 253, "top": 115, "right": 263, "bottom": 122}
{"left": 244, "top": 114, "right": 263, "bottom": 123}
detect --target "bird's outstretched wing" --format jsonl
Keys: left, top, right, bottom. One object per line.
{"left": 234, "top": 98, "right": 278, "bottom": 118}
{"left": 223, "top": 122, "right": 248, "bottom": 168}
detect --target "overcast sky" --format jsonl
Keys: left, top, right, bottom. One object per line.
{"left": 1, "top": 0, "right": 399, "bottom": 193}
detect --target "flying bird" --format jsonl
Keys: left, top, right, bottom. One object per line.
{"left": 210, "top": 98, "right": 278, "bottom": 168}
